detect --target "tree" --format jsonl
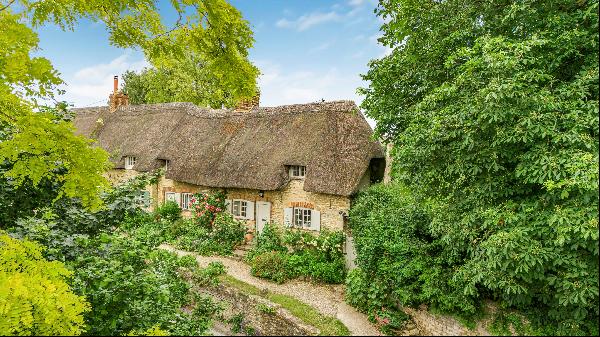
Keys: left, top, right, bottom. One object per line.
{"left": 359, "top": 0, "right": 599, "bottom": 334}
{"left": 122, "top": 52, "right": 259, "bottom": 108}
{"left": 0, "top": 232, "right": 89, "bottom": 335}
{"left": 0, "top": 0, "right": 258, "bottom": 209}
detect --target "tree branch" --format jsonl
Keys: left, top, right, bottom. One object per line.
{"left": 0, "top": 0, "right": 16, "bottom": 12}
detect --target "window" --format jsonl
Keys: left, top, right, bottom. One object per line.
{"left": 293, "top": 208, "right": 312, "bottom": 228}
{"left": 289, "top": 165, "right": 306, "bottom": 178}
{"left": 164, "top": 160, "right": 170, "bottom": 171}
{"left": 232, "top": 200, "right": 248, "bottom": 218}
{"left": 181, "top": 193, "right": 193, "bottom": 210}
{"left": 165, "top": 192, "right": 179, "bottom": 205}
{"left": 125, "top": 156, "right": 136, "bottom": 169}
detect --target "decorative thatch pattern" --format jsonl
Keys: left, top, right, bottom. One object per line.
{"left": 72, "top": 101, "right": 384, "bottom": 196}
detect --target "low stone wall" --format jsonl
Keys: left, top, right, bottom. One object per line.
{"left": 402, "top": 302, "right": 496, "bottom": 336}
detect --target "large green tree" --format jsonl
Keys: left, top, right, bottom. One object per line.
{"left": 358, "top": 0, "right": 598, "bottom": 333}
{"left": 122, "top": 52, "right": 259, "bottom": 108}
{"left": 0, "top": 0, "right": 258, "bottom": 209}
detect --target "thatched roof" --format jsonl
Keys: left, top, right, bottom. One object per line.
{"left": 72, "top": 101, "right": 384, "bottom": 196}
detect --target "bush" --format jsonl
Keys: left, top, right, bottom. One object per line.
{"left": 155, "top": 200, "right": 182, "bottom": 223}
{"left": 69, "top": 234, "right": 204, "bottom": 335}
{"left": 168, "top": 213, "right": 245, "bottom": 256}
{"left": 209, "top": 213, "right": 246, "bottom": 253}
{"left": 0, "top": 233, "right": 89, "bottom": 336}
{"left": 189, "top": 190, "right": 227, "bottom": 228}
{"left": 249, "top": 251, "right": 293, "bottom": 284}
{"left": 248, "top": 225, "right": 346, "bottom": 284}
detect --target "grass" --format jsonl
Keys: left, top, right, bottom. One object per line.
{"left": 219, "top": 275, "right": 350, "bottom": 336}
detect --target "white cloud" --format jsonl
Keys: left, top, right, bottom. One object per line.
{"left": 253, "top": 61, "right": 377, "bottom": 128}
{"left": 348, "top": 0, "right": 365, "bottom": 7}
{"left": 59, "top": 52, "right": 149, "bottom": 107}
{"left": 254, "top": 60, "right": 371, "bottom": 119}
{"left": 308, "top": 42, "right": 332, "bottom": 54}
{"left": 276, "top": 11, "right": 341, "bottom": 31}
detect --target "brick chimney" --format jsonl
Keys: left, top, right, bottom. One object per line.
{"left": 234, "top": 91, "right": 260, "bottom": 112}
{"left": 109, "top": 75, "right": 129, "bottom": 112}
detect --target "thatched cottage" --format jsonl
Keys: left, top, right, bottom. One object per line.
{"left": 72, "top": 79, "right": 385, "bottom": 233}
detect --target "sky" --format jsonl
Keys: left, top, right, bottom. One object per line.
{"left": 35, "top": 0, "right": 389, "bottom": 112}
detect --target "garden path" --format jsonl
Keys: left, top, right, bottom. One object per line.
{"left": 159, "top": 244, "right": 381, "bottom": 336}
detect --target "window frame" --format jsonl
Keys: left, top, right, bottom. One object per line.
{"left": 125, "top": 156, "right": 136, "bottom": 170}
{"left": 232, "top": 199, "right": 248, "bottom": 218}
{"left": 293, "top": 207, "right": 312, "bottom": 228}
{"left": 181, "top": 193, "right": 193, "bottom": 210}
{"left": 289, "top": 165, "right": 306, "bottom": 179}
{"left": 165, "top": 192, "right": 177, "bottom": 204}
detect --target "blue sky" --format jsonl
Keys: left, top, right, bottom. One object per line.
{"left": 35, "top": 0, "right": 389, "bottom": 111}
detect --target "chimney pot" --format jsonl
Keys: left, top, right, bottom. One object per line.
{"left": 109, "top": 75, "right": 128, "bottom": 112}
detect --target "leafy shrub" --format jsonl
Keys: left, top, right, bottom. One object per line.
{"left": 69, "top": 235, "right": 201, "bottom": 335}
{"left": 247, "top": 223, "right": 286, "bottom": 259}
{"left": 0, "top": 233, "right": 89, "bottom": 336}
{"left": 368, "top": 307, "right": 409, "bottom": 336}
{"left": 155, "top": 200, "right": 182, "bottom": 223}
{"left": 170, "top": 213, "right": 245, "bottom": 256}
{"left": 193, "top": 261, "right": 226, "bottom": 286}
{"left": 209, "top": 213, "right": 246, "bottom": 254}
{"left": 349, "top": 182, "right": 600, "bottom": 335}
{"left": 248, "top": 224, "right": 346, "bottom": 284}
{"left": 257, "top": 303, "right": 276, "bottom": 315}
{"left": 345, "top": 268, "right": 391, "bottom": 313}
{"left": 190, "top": 190, "right": 227, "bottom": 228}
{"left": 249, "top": 251, "right": 293, "bottom": 284}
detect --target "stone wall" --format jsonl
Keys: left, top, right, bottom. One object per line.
{"left": 402, "top": 303, "right": 496, "bottom": 336}
{"left": 154, "top": 174, "right": 350, "bottom": 232}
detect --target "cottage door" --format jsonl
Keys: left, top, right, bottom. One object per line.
{"left": 255, "top": 201, "right": 271, "bottom": 234}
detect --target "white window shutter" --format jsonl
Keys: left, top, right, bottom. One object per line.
{"left": 313, "top": 210, "right": 321, "bottom": 232}
{"left": 284, "top": 207, "right": 293, "bottom": 227}
{"left": 246, "top": 201, "right": 255, "bottom": 220}
{"left": 225, "top": 199, "right": 232, "bottom": 213}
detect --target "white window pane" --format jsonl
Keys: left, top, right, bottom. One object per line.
{"left": 233, "top": 201, "right": 240, "bottom": 216}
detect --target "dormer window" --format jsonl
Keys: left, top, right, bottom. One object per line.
{"left": 125, "top": 156, "right": 136, "bottom": 170}
{"left": 164, "top": 160, "right": 170, "bottom": 171}
{"left": 289, "top": 165, "right": 306, "bottom": 179}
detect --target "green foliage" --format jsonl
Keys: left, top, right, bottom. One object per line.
{"left": 69, "top": 234, "right": 203, "bottom": 335}
{"left": 368, "top": 307, "right": 409, "bottom": 336}
{"left": 0, "top": 232, "right": 89, "bottom": 336}
{"left": 7, "top": 172, "right": 158, "bottom": 261}
{"left": 358, "top": 0, "right": 599, "bottom": 334}
{"left": 170, "top": 213, "right": 245, "bottom": 255}
{"left": 193, "top": 261, "right": 226, "bottom": 286}
{"left": 249, "top": 251, "right": 293, "bottom": 284}
{"left": 155, "top": 200, "right": 182, "bottom": 223}
{"left": 489, "top": 310, "right": 542, "bottom": 336}
{"left": 166, "top": 192, "right": 245, "bottom": 256}
{"left": 228, "top": 313, "right": 245, "bottom": 334}
{"left": 256, "top": 303, "right": 276, "bottom": 315}
{"left": 248, "top": 224, "right": 346, "bottom": 284}
{"left": 121, "top": 55, "right": 259, "bottom": 109}
{"left": 125, "top": 325, "right": 170, "bottom": 336}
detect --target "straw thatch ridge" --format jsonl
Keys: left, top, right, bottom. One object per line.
{"left": 72, "top": 100, "right": 384, "bottom": 196}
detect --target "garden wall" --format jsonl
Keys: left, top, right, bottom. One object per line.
{"left": 402, "top": 302, "right": 497, "bottom": 336}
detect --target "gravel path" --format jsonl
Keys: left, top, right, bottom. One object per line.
{"left": 160, "top": 244, "right": 381, "bottom": 336}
